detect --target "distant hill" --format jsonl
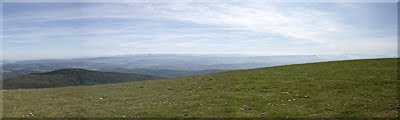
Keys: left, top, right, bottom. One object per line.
{"left": 2, "top": 54, "right": 324, "bottom": 72}
{"left": 1, "top": 68, "right": 226, "bottom": 80}
{"left": 3, "top": 69, "right": 163, "bottom": 89}
{"left": 3, "top": 58, "right": 398, "bottom": 118}
{"left": 102, "top": 68, "right": 226, "bottom": 78}
{"left": 4, "top": 54, "right": 390, "bottom": 80}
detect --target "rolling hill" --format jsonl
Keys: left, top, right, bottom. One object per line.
{"left": 2, "top": 54, "right": 325, "bottom": 72}
{"left": 102, "top": 68, "right": 225, "bottom": 78}
{"left": 3, "top": 69, "right": 163, "bottom": 89}
{"left": 1, "top": 68, "right": 225, "bottom": 80}
{"left": 3, "top": 58, "right": 398, "bottom": 118}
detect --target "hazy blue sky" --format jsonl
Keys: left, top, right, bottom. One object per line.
{"left": 2, "top": 0, "right": 398, "bottom": 60}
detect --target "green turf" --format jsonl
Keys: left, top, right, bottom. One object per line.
{"left": 3, "top": 58, "right": 399, "bottom": 118}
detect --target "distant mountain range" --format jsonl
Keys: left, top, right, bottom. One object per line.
{"left": 1, "top": 54, "right": 394, "bottom": 80}
{"left": 3, "top": 69, "right": 162, "bottom": 89}
{"left": 2, "top": 54, "right": 323, "bottom": 71}
{"left": 101, "top": 68, "right": 225, "bottom": 78}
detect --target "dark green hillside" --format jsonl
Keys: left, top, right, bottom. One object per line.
{"left": 3, "top": 69, "right": 163, "bottom": 89}
{"left": 3, "top": 58, "right": 398, "bottom": 118}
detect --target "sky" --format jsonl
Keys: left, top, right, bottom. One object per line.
{"left": 2, "top": 0, "right": 398, "bottom": 60}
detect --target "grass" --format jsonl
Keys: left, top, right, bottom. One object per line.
{"left": 2, "top": 58, "right": 399, "bottom": 119}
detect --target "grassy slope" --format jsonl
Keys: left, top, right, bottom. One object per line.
{"left": 3, "top": 58, "right": 398, "bottom": 118}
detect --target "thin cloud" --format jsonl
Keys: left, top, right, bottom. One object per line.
{"left": 3, "top": 1, "right": 397, "bottom": 60}
{"left": 5, "top": 2, "right": 350, "bottom": 42}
